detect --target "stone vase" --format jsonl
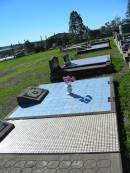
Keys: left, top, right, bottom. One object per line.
{"left": 67, "top": 83, "right": 72, "bottom": 95}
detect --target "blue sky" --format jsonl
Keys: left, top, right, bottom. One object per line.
{"left": 0, "top": 0, "right": 127, "bottom": 46}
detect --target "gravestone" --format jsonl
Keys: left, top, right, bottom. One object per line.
{"left": 49, "top": 56, "right": 61, "bottom": 73}
{"left": 119, "top": 23, "right": 130, "bottom": 35}
{"left": 0, "top": 121, "right": 15, "bottom": 142}
{"left": 63, "top": 54, "right": 71, "bottom": 66}
{"left": 17, "top": 87, "right": 49, "bottom": 106}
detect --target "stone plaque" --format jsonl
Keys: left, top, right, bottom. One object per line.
{"left": 17, "top": 87, "right": 49, "bottom": 106}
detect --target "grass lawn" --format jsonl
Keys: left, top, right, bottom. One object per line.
{"left": 0, "top": 38, "right": 130, "bottom": 155}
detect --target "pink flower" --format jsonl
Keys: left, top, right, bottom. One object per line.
{"left": 63, "top": 76, "right": 75, "bottom": 84}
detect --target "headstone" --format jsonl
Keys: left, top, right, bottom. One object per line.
{"left": 122, "top": 43, "right": 129, "bottom": 52}
{"left": 63, "top": 54, "right": 71, "bottom": 66}
{"left": 119, "top": 23, "right": 130, "bottom": 35}
{"left": 49, "top": 56, "right": 61, "bottom": 73}
{"left": 0, "top": 121, "right": 15, "bottom": 142}
{"left": 17, "top": 87, "right": 49, "bottom": 106}
{"left": 120, "top": 40, "right": 124, "bottom": 46}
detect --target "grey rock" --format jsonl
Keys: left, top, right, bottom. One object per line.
{"left": 85, "top": 160, "right": 96, "bottom": 168}
{"left": 14, "top": 161, "right": 26, "bottom": 168}
{"left": 59, "top": 161, "right": 71, "bottom": 168}
{"left": 71, "top": 161, "right": 83, "bottom": 168}
{"left": 97, "top": 159, "right": 111, "bottom": 168}
{"left": 36, "top": 161, "right": 48, "bottom": 168}
{"left": 25, "top": 161, "right": 36, "bottom": 168}
{"left": 47, "top": 161, "right": 59, "bottom": 168}
{"left": 5, "top": 160, "right": 16, "bottom": 167}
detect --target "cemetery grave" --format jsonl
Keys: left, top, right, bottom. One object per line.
{"left": 114, "top": 23, "right": 130, "bottom": 67}
{"left": 49, "top": 55, "right": 112, "bottom": 82}
{"left": 62, "top": 39, "right": 111, "bottom": 54}
{"left": 8, "top": 77, "right": 114, "bottom": 119}
{"left": 77, "top": 41, "right": 111, "bottom": 54}
{"left": 64, "top": 55, "right": 111, "bottom": 68}
{"left": 0, "top": 76, "right": 123, "bottom": 173}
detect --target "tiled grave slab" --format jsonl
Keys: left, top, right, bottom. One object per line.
{"left": 0, "top": 153, "right": 123, "bottom": 173}
{"left": 9, "top": 77, "right": 113, "bottom": 119}
{"left": 63, "top": 42, "right": 110, "bottom": 52}
{"left": 68, "top": 55, "right": 110, "bottom": 68}
{"left": 77, "top": 43, "right": 110, "bottom": 54}
{"left": 88, "top": 42, "right": 109, "bottom": 50}
{"left": 0, "top": 113, "right": 119, "bottom": 153}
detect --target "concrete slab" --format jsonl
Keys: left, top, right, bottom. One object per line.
{"left": 8, "top": 77, "right": 114, "bottom": 119}
{"left": 0, "top": 113, "right": 119, "bottom": 153}
{"left": 0, "top": 153, "right": 123, "bottom": 173}
{"left": 67, "top": 55, "right": 110, "bottom": 68}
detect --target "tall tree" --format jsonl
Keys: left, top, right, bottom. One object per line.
{"left": 126, "top": 0, "right": 130, "bottom": 19}
{"left": 69, "top": 11, "right": 88, "bottom": 39}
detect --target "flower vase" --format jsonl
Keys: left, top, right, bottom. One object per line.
{"left": 67, "top": 83, "right": 72, "bottom": 95}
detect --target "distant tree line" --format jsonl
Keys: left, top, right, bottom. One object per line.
{"left": 24, "top": 40, "right": 45, "bottom": 53}
{"left": 23, "top": 33, "right": 81, "bottom": 54}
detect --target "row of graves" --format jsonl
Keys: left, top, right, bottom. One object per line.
{"left": 114, "top": 23, "right": 130, "bottom": 67}
{"left": 49, "top": 54, "right": 112, "bottom": 82}
{"left": 0, "top": 40, "right": 123, "bottom": 173}
{"left": 62, "top": 39, "right": 111, "bottom": 55}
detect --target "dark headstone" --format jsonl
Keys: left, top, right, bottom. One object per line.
{"left": 122, "top": 43, "right": 129, "bottom": 52}
{"left": 17, "top": 87, "right": 49, "bottom": 106}
{"left": 0, "top": 121, "right": 15, "bottom": 142}
{"left": 63, "top": 54, "right": 71, "bottom": 66}
{"left": 49, "top": 57, "right": 61, "bottom": 73}
{"left": 119, "top": 23, "right": 130, "bottom": 35}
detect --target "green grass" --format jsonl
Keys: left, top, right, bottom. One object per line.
{"left": 0, "top": 37, "right": 130, "bottom": 155}
{"left": 0, "top": 48, "right": 76, "bottom": 119}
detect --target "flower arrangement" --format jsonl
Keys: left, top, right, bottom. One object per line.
{"left": 63, "top": 76, "right": 75, "bottom": 84}
{"left": 63, "top": 76, "right": 75, "bottom": 95}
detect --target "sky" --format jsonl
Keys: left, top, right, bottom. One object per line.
{"left": 0, "top": 0, "right": 128, "bottom": 46}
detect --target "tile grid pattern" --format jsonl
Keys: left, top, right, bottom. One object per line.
{"left": 0, "top": 113, "right": 119, "bottom": 153}
{"left": 9, "top": 77, "right": 111, "bottom": 119}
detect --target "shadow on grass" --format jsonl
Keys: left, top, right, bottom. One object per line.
{"left": 114, "top": 81, "right": 130, "bottom": 173}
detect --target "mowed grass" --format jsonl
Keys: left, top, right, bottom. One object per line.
{"left": 1, "top": 37, "right": 130, "bottom": 153}
{"left": 0, "top": 48, "right": 76, "bottom": 119}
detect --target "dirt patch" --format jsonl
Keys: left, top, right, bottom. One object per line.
{"left": 0, "top": 68, "right": 16, "bottom": 77}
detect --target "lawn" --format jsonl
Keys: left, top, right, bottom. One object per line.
{"left": 0, "top": 37, "right": 130, "bottom": 155}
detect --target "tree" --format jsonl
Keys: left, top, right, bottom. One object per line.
{"left": 126, "top": 0, "right": 130, "bottom": 19}
{"left": 111, "top": 17, "right": 121, "bottom": 31}
{"left": 69, "top": 11, "right": 88, "bottom": 40}
{"left": 24, "top": 40, "right": 34, "bottom": 53}
{"left": 46, "top": 32, "right": 80, "bottom": 48}
{"left": 99, "top": 17, "right": 122, "bottom": 37}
